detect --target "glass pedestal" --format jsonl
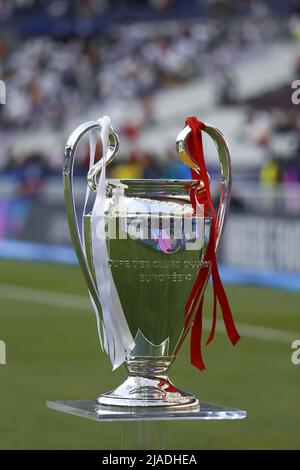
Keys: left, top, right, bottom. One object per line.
{"left": 47, "top": 399, "right": 246, "bottom": 449}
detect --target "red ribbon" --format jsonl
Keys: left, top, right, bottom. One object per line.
{"left": 176, "top": 117, "right": 240, "bottom": 371}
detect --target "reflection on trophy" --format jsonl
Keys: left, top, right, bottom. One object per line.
{"left": 61, "top": 116, "right": 240, "bottom": 411}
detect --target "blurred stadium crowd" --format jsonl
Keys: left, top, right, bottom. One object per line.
{"left": 0, "top": 0, "right": 300, "bottom": 195}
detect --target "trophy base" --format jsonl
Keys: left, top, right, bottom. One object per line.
{"left": 97, "top": 375, "right": 199, "bottom": 409}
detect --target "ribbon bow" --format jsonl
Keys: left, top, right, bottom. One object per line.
{"left": 176, "top": 117, "right": 240, "bottom": 371}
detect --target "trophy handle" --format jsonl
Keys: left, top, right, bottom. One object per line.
{"left": 173, "top": 123, "right": 232, "bottom": 358}
{"left": 176, "top": 123, "right": 232, "bottom": 246}
{"left": 63, "top": 121, "right": 119, "bottom": 310}
{"left": 204, "top": 125, "right": 232, "bottom": 247}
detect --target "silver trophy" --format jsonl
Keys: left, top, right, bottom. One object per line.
{"left": 62, "top": 119, "right": 231, "bottom": 410}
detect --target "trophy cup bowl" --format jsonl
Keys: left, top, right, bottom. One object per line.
{"left": 63, "top": 120, "right": 231, "bottom": 410}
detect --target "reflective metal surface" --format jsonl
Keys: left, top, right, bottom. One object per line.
{"left": 176, "top": 124, "right": 232, "bottom": 247}
{"left": 83, "top": 180, "right": 210, "bottom": 408}
{"left": 87, "top": 129, "right": 119, "bottom": 191}
{"left": 98, "top": 358, "right": 199, "bottom": 408}
{"left": 63, "top": 121, "right": 232, "bottom": 410}
{"left": 63, "top": 120, "right": 118, "bottom": 327}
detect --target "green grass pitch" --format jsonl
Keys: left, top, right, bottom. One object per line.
{"left": 0, "top": 259, "right": 299, "bottom": 449}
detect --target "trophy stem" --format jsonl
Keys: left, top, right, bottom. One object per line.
{"left": 96, "top": 358, "right": 199, "bottom": 410}
{"left": 126, "top": 357, "right": 172, "bottom": 376}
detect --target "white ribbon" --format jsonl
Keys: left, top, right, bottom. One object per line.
{"left": 82, "top": 128, "right": 104, "bottom": 351}
{"left": 88, "top": 116, "right": 135, "bottom": 369}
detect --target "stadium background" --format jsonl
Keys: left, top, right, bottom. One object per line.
{"left": 0, "top": 0, "right": 300, "bottom": 449}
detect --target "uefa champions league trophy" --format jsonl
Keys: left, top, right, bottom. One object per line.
{"left": 48, "top": 115, "right": 246, "bottom": 422}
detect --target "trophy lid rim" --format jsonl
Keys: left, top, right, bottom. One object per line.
{"left": 107, "top": 178, "right": 204, "bottom": 186}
